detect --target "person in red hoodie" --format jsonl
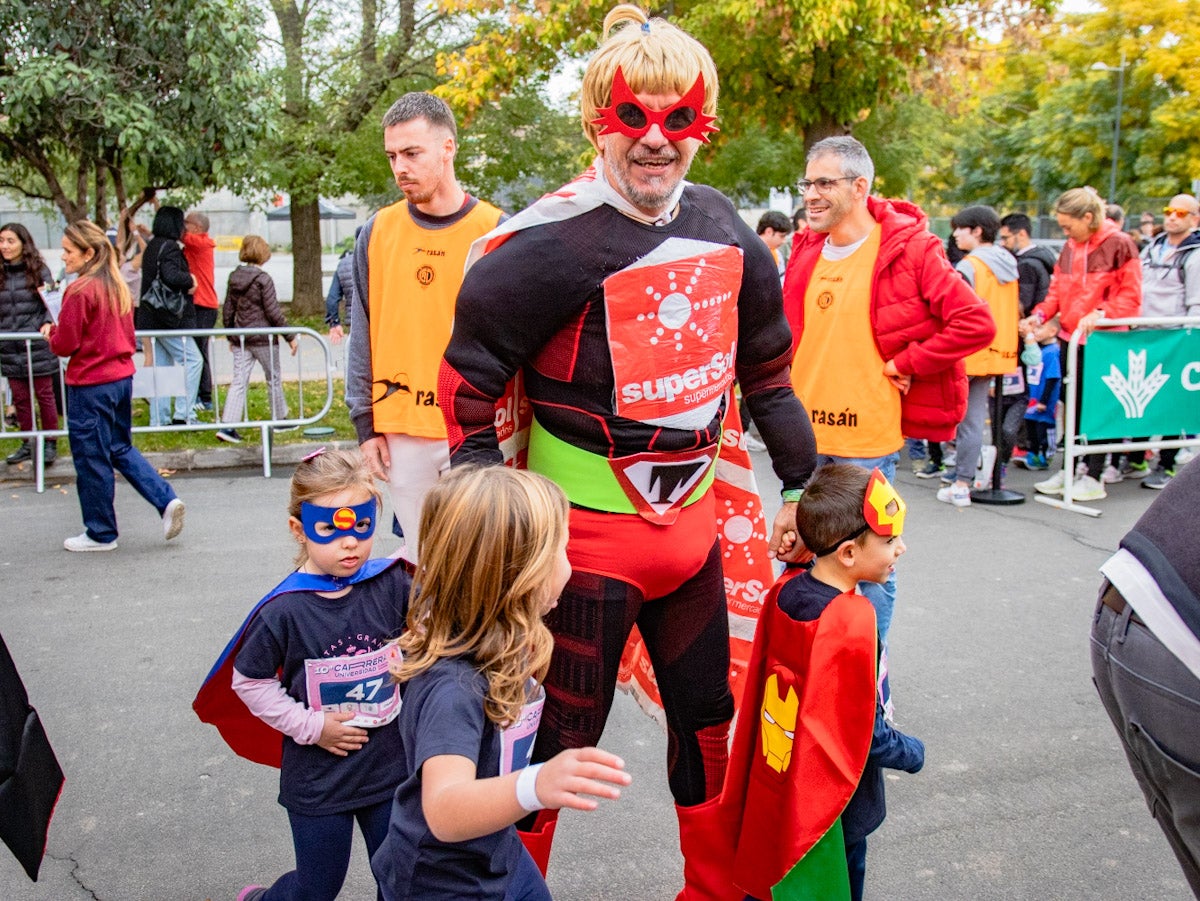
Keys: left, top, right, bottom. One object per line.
{"left": 41, "top": 220, "right": 185, "bottom": 552}
{"left": 1019, "top": 186, "right": 1142, "bottom": 502}
{"left": 782, "top": 135, "right": 995, "bottom": 647}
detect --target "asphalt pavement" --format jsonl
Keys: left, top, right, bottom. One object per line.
{"left": 0, "top": 453, "right": 1192, "bottom": 900}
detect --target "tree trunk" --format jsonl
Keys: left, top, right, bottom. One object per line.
{"left": 802, "top": 115, "right": 852, "bottom": 153}
{"left": 289, "top": 199, "right": 324, "bottom": 316}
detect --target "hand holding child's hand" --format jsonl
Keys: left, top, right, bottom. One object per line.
{"left": 769, "top": 506, "right": 813, "bottom": 565}
{"left": 536, "top": 747, "right": 631, "bottom": 811}
{"left": 318, "top": 711, "right": 369, "bottom": 757}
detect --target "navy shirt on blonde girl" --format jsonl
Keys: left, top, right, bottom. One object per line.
{"left": 371, "top": 656, "right": 540, "bottom": 901}
{"left": 233, "top": 569, "right": 411, "bottom": 814}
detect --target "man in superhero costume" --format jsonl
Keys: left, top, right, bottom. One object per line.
{"left": 439, "top": 4, "right": 816, "bottom": 885}
{"left": 684, "top": 465, "right": 924, "bottom": 900}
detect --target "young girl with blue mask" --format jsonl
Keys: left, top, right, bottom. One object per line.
{"left": 194, "top": 448, "right": 411, "bottom": 901}
{"left": 371, "top": 466, "right": 631, "bottom": 901}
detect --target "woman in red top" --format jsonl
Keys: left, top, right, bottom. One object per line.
{"left": 41, "top": 221, "right": 186, "bottom": 552}
{"left": 1020, "top": 187, "right": 1142, "bottom": 502}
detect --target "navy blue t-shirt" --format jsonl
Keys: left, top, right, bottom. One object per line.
{"left": 371, "top": 656, "right": 524, "bottom": 901}
{"left": 234, "top": 565, "right": 411, "bottom": 815}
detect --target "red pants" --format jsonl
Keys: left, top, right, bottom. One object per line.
{"left": 9, "top": 374, "right": 59, "bottom": 432}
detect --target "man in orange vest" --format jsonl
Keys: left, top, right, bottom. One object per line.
{"left": 783, "top": 138, "right": 994, "bottom": 640}
{"left": 937, "top": 205, "right": 1019, "bottom": 507}
{"left": 345, "top": 93, "right": 504, "bottom": 561}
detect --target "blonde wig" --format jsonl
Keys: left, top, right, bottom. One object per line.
{"left": 580, "top": 4, "right": 719, "bottom": 151}
{"left": 396, "top": 466, "right": 569, "bottom": 727}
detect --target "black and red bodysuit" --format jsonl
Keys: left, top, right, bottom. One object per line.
{"left": 441, "top": 182, "right": 815, "bottom": 808}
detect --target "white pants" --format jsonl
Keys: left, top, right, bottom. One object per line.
{"left": 384, "top": 433, "right": 451, "bottom": 562}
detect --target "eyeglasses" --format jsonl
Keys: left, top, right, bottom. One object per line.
{"left": 1163, "top": 207, "right": 1196, "bottom": 218}
{"left": 796, "top": 176, "right": 856, "bottom": 194}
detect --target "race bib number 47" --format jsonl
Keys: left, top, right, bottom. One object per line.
{"left": 304, "top": 644, "right": 401, "bottom": 728}
{"left": 605, "top": 238, "right": 742, "bottom": 430}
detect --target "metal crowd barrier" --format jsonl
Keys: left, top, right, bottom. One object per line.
{"left": 1036, "top": 315, "right": 1200, "bottom": 517}
{"left": 1, "top": 326, "right": 335, "bottom": 492}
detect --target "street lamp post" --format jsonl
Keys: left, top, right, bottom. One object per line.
{"left": 1092, "top": 52, "right": 1128, "bottom": 203}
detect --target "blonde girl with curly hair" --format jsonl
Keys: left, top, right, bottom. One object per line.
{"left": 371, "top": 466, "right": 631, "bottom": 901}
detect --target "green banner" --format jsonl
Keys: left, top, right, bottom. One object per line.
{"left": 1080, "top": 326, "right": 1200, "bottom": 441}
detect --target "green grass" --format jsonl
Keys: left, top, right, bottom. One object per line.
{"left": 2, "top": 377, "right": 353, "bottom": 455}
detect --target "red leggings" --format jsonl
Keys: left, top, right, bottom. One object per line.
{"left": 530, "top": 495, "right": 734, "bottom": 809}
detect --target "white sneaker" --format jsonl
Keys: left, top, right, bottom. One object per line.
{"left": 162, "top": 498, "right": 186, "bottom": 541}
{"left": 1101, "top": 464, "right": 1123, "bottom": 484}
{"left": 743, "top": 434, "right": 767, "bottom": 453}
{"left": 1035, "top": 469, "right": 1067, "bottom": 495}
{"left": 1178, "top": 446, "right": 1196, "bottom": 467}
{"left": 64, "top": 532, "right": 117, "bottom": 552}
{"left": 936, "top": 483, "right": 971, "bottom": 507}
{"left": 1071, "top": 474, "right": 1107, "bottom": 502}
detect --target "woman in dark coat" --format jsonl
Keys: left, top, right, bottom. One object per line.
{"left": 215, "top": 236, "right": 296, "bottom": 443}
{"left": 0, "top": 223, "right": 59, "bottom": 464}
{"left": 137, "top": 206, "right": 199, "bottom": 426}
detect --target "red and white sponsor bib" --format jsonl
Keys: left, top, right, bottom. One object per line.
{"left": 604, "top": 238, "right": 742, "bottom": 429}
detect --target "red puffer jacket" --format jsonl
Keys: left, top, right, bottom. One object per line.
{"left": 783, "top": 196, "right": 996, "bottom": 442}
{"left": 1031, "top": 219, "right": 1141, "bottom": 341}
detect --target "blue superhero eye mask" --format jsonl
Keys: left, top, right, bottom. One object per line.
{"left": 300, "top": 498, "right": 377, "bottom": 544}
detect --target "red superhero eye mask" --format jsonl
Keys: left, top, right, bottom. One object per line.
{"left": 592, "top": 67, "right": 719, "bottom": 144}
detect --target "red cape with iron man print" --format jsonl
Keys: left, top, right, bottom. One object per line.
{"left": 675, "top": 574, "right": 878, "bottom": 901}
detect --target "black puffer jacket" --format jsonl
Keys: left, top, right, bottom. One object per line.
{"left": 137, "top": 206, "right": 195, "bottom": 330}
{"left": 223, "top": 265, "right": 292, "bottom": 347}
{"left": 0, "top": 262, "right": 57, "bottom": 378}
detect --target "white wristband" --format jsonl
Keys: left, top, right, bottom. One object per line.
{"left": 516, "top": 763, "right": 545, "bottom": 812}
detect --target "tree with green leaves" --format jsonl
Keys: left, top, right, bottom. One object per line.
{"left": 257, "top": 0, "right": 610, "bottom": 313}
{"left": 674, "top": 0, "right": 1054, "bottom": 200}
{"left": 0, "top": 0, "right": 272, "bottom": 226}
{"left": 931, "top": 0, "right": 1199, "bottom": 213}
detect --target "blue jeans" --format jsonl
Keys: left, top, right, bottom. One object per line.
{"left": 264, "top": 799, "right": 391, "bottom": 901}
{"left": 815, "top": 451, "right": 899, "bottom": 642}
{"left": 67, "top": 379, "right": 177, "bottom": 543}
{"left": 151, "top": 334, "right": 202, "bottom": 425}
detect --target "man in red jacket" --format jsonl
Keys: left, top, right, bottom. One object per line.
{"left": 183, "top": 211, "right": 218, "bottom": 412}
{"left": 783, "top": 136, "right": 995, "bottom": 645}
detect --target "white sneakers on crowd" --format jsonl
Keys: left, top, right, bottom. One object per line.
{"left": 64, "top": 533, "right": 118, "bottom": 552}
{"left": 1034, "top": 469, "right": 1107, "bottom": 501}
{"left": 162, "top": 498, "right": 186, "bottom": 541}
{"left": 64, "top": 498, "right": 185, "bottom": 551}
{"left": 936, "top": 483, "right": 971, "bottom": 507}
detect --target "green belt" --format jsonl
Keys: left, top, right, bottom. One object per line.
{"left": 526, "top": 418, "right": 718, "bottom": 514}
